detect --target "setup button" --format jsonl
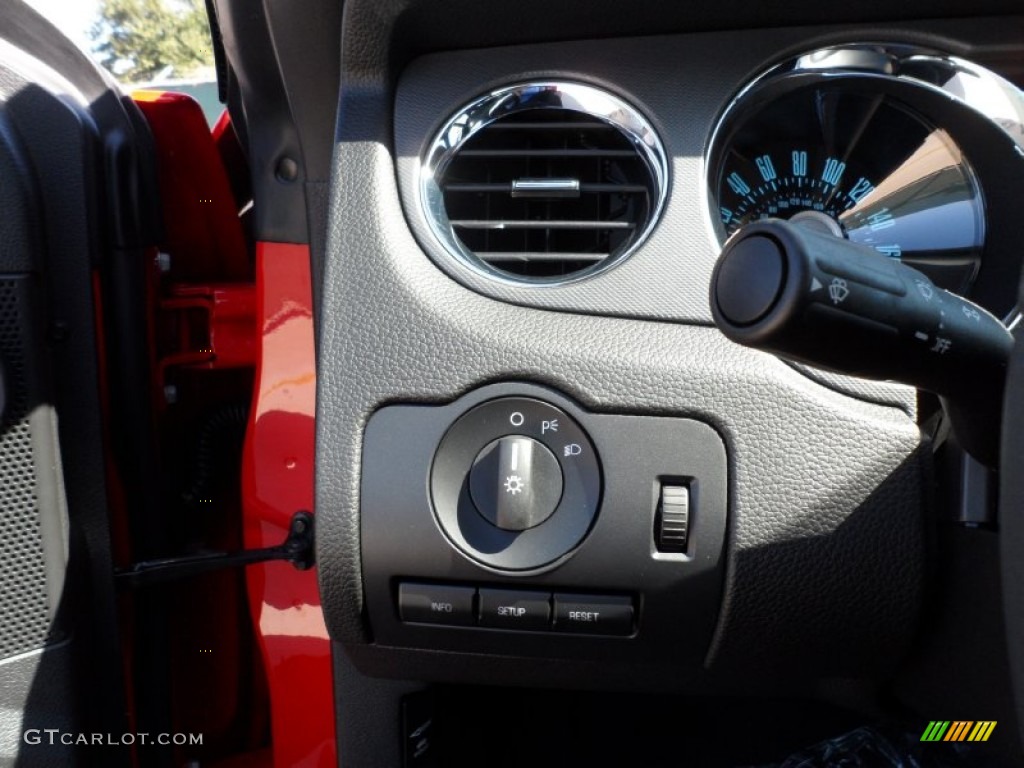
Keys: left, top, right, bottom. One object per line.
{"left": 478, "top": 589, "right": 551, "bottom": 630}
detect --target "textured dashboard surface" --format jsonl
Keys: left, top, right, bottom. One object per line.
{"left": 320, "top": 125, "right": 929, "bottom": 674}
{"left": 316, "top": 21, "right": 947, "bottom": 682}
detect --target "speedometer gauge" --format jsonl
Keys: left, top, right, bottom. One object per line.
{"left": 711, "top": 87, "right": 985, "bottom": 295}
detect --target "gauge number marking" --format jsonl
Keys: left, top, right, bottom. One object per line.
{"left": 727, "top": 172, "right": 751, "bottom": 196}
{"left": 849, "top": 177, "right": 875, "bottom": 204}
{"left": 792, "top": 150, "right": 808, "bottom": 177}
{"left": 755, "top": 155, "right": 777, "bottom": 181}
{"left": 821, "top": 157, "right": 846, "bottom": 186}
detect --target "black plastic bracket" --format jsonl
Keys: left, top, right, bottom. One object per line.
{"left": 115, "top": 510, "right": 315, "bottom": 589}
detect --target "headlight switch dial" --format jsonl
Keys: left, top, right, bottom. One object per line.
{"left": 469, "top": 436, "right": 564, "bottom": 531}
{"left": 431, "top": 397, "right": 602, "bottom": 572}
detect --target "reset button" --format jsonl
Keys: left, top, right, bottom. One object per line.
{"left": 553, "top": 593, "right": 634, "bottom": 636}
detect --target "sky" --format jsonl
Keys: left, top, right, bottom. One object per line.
{"left": 22, "top": 0, "right": 100, "bottom": 54}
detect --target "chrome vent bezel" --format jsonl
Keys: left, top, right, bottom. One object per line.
{"left": 419, "top": 81, "right": 669, "bottom": 286}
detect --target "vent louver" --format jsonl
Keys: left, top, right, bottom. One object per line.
{"left": 421, "top": 83, "right": 668, "bottom": 285}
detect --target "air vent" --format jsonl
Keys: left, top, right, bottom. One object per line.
{"left": 421, "top": 82, "right": 668, "bottom": 285}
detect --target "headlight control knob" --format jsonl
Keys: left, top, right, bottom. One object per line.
{"left": 469, "top": 436, "right": 563, "bottom": 531}
{"left": 430, "top": 396, "right": 602, "bottom": 571}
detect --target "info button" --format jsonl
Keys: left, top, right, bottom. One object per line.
{"left": 553, "top": 593, "right": 634, "bottom": 636}
{"left": 478, "top": 589, "right": 551, "bottom": 631}
{"left": 398, "top": 583, "right": 476, "bottom": 627}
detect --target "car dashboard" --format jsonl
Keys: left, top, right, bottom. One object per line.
{"left": 1, "top": 0, "right": 1023, "bottom": 765}
{"left": 307, "top": 2, "right": 1024, "bottom": 764}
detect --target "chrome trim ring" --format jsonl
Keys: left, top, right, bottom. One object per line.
{"left": 419, "top": 81, "right": 670, "bottom": 287}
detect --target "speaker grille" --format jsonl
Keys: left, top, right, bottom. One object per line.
{"left": 0, "top": 278, "right": 53, "bottom": 658}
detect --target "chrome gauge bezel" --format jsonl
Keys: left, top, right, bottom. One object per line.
{"left": 419, "top": 81, "right": 671, "bottom": 287}
{"left": 705, "top": 43, "right": 1024, "bottom": 320}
